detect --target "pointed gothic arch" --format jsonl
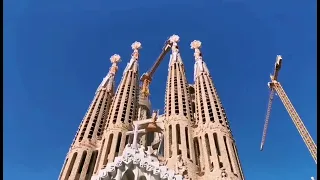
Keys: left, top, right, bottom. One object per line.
{"left": 121, "top": 169, "right": 134, "bottom": 180}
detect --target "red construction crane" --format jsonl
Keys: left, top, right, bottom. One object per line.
{"left": 260, "top": 55, "right": 317, "bottom": 164}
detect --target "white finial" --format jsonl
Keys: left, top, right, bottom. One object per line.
{"left": 130, "top": 41, "right": 142, "bottom": 61}
{"left": 109, "top": 54, "right": 121, "bottom": 75}
{"left": 190, "top": 40, "right": 202, "bottom": 50}
{"left": 191, "top": 40, "right": 202, "bottom": 61}
{"left": 131, "top": 41, "right": 142, "bottom": 50}
{"left": 110, "top": 54, "right": 121, "bottom": 64}
{"left": 169, "top": 34, "right": 180, "bottom": 43}
{"left": 169, "top": 35, "right": 180, "bottom": 56}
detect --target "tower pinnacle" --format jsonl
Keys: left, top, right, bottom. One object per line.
{"left": 191, "top": 40, "right": 210, "bottom": 81}
{"left": 169, "top": 34, "right": 180, "bottom": 47}
{"left": 190, "top": 40, "right": 202, "bottom": 60}
{"left": 123, "top": 41, "right": 142, "bottom": 74}
{"left": 96, "top": 54, "right": 121, "bottom": 93}
{"left": 59, "top": 54, "right": 121, "bottom": 180}
{"left": 168, "top": 35, "right": 183, "bottom": 65}
{"left": 191, "top": 40, "right": 244, "bottom": 179}
{"left": 95, "top": 41, "right": 141, "bottom": 173}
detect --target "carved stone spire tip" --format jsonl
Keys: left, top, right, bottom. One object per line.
{"left": 190, "top": 40, "right": 202, "bottom": 49}
{"left": 131, "top": 41, "right": 142, "bottom": 50}
{"left": 110, "top": 54, "right": 121, "bottom": 64}
{"left": 169, "top": 34, "right": 180, "bottom": 43}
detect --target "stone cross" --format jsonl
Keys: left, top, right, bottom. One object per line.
{"left": 126, "top": 124, "right": 145, "bottom": 150}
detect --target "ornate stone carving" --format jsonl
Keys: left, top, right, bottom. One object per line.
{"left": 175, "top": 155, "right": 187, "bottom": 176}
{"left": 131, "top": 41, "right": 142, "bottom": 60}
{"left": 221, "top": 168, "right": 228, "bottom": 178}
{"left": 169, "top": 34, "right": 180, "bottom": 43}
{"left": 110, "top": 54, "right": 121, "bottom": 63}
{"left": 184, "top": 174, "right": 190, "bottom": 180}
{"left": 93, "top": 143, "right": 185, "bottom": 180}
{"left": 190, "top": 40, "right": 202, "bottom": 50}
{"left": 131, "top": 41, "right": 142, "bottom": 50}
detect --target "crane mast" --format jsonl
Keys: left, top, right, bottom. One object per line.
{"left": 140, "top": 38, "right": 173, "bottom": 98}
{"left": 260, "top": 55, "right": 317, "bottom": 164}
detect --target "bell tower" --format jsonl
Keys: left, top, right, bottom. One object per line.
{"left": 94, "top": 42, "right": 142, "bottom": 173}
{"left": 59, "top": 54, "right": 121, "bottom": 180}
{"left": 163, "top": 35, "right": 197, "bottom": 178}
{"left": 191, "top": 40, "right": 244, "bottom": 179}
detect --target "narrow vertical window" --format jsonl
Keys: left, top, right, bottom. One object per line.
{"left": 77, "top": 151, "right": 87, "bottom": 174}
{"left": 213, "top": 133, "right": 223, "bottom": 168}
{"left": 86, "top": 150, "right": 98, "bottom": 179}
{"left": 125, "top": 135, "right": 129, "bottom": 145}
{"left": 224, "top": 136, "right": 234, "bottom": 173}
{"left": 205, "top": 134, "right": 213, "bottom": 171}
{"left": 193, "top": 137, "right": 201, "bottom": 166}
{"left": 213, "top": 133, "right": 221, "bottom": 155}
{"left": 115, "top": 132, "right": 122, "bottom": 156}
{"left": 169, "top": 125, "right": 172, "bottom": 158}
{"left": 103, "top": 134, "right": 113, "bottom": 165}
{"left": 185, "top": 127, "right": 190, "bottom": 158}
{"left": 64, "top": 152, "right": 77, "bottom": 180}
{"left": 176, "top": 124, "right": 181, "bottom": 155}
{"left": 233, "top": 143, "right": 244, "bottom": 179}
{"left": 94, "top": 139, "right": 105, "bottom": 173}
{"left": 205, "top": 134, "right": 212, "bottom": 156}
{"left": 158, "top": 137, "right": 164, "bottom": 156}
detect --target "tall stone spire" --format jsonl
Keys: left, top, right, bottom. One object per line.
{"left": 163, "top": 35, "right": 197, "bottom": 178}
{"left": 59, "top": 54, "right": 121, "bottom": 180}
{"left": 191, "top": 40, "right": 244, "bottom": 179}
{"left": 94, "top": 41, "right": 142, "bottom": 173}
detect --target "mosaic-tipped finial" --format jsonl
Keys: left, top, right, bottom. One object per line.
{"left": 169, "top": 34, "right": 180, "bottom": 43}
{"left": 110, "top": 54, "right": 121, "bottom": 64}
{"left": 191, "top": 40, "right": 202, "bottom": 61}
{"left": 190, "top": 40, "right": 202, "bottom": 50}
{"left": 131, "top": 41, "right": 142, "bottom": 50}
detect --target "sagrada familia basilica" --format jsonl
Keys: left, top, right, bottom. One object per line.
{"left": 58, "top": 35, "right": 245, "bottom": 180}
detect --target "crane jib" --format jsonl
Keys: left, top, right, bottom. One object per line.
{"left": 260, "top": 55, "right": 317, "bottom": 164}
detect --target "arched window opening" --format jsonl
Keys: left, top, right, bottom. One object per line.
{"left": 193, "top": 137, "right": 201, "bottom": 167}
{"left": 103, "top": 134, "right": 113, "bottom": 165}
{"left": 205, "top": 134, "right": 213, "bottom": 171}
{"left": 169, "top": 125, "right": 172, "bottom": 158}
{"left": 213, "top": 133, "right": 223, "bottom": 168}
{"left": 176, "top": 124, "right": 181, "bottom": 155}
{"left": 64, "top": 152, "right": 77, "bottom": 180}
{"left": 94, "top": 139, "right": 105, "bottom": 173}
{"left": 223, "top": 136, "right": 234, "bottom": 173}
{"left": 77, "top": 151, "right": 87, "bottom": 175}
{"left": 115, "top": 132, "right": 122, "bottom": 156}
{"left": 86, "top": 150, "right": 98, "bottom": 179}
{"left": 121, "top": 169, "right": 135, "bottom": 180}
{"left": 185, "top": 127, "right": 190, "bottom": 159}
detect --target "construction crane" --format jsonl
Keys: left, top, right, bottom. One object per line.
{"left": 140, "top": 38, "right": 173, "bottom": 98}
{"left": 260, "top": 55, "right": 317, "bottom": 164}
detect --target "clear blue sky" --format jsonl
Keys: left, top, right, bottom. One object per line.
{"left": 4, "top": 0, "right": 316, "bottom": 179}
